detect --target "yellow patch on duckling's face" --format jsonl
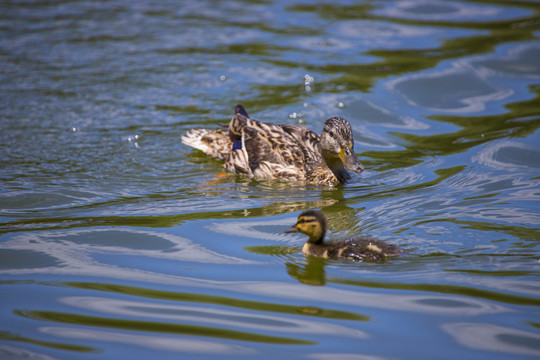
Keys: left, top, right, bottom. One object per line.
{"left": 295, "top": 215, "right": 324, "bottom": 243}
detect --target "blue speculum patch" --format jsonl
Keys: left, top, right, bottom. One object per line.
{"left": 232, "top": 140, "right": 242, "bottom": 150}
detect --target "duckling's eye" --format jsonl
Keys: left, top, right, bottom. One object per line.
{"left": 298, "top": 219, "right": 305, "bottom": 224}
{"left": 328, "top": 130, "right": 335, "bottom": 138}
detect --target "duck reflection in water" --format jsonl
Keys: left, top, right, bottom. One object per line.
{"left": 286, "top": 257, "right": 328, "bottom": 286}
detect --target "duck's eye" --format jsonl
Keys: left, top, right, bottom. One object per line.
{"left": 328, "top": 130, "right": 335, "bottom": 138}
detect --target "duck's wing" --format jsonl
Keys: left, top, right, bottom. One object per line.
{"left": 280, "top": 124, "right": 325, "bottom": 181}
{"left": 226, "top": 113, "right": 309, "bottom": 179}
{"left": 280, "top": 125, "right": 321, "bottom": 163}
{"left": 246, "top": 125, "right": 310, "bottom": 179}
{"left": 341, "top": 238, "right": 402, "bottom": 262}
{"left": 243, "top": 127, "right": 283, "bottom": 170}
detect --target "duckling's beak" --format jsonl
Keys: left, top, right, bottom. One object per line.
{"left": 285, "top": 225, "right": 298, "bottom": 233}
{"left": 340, "top": 147, "right": 364, "bottom": 173}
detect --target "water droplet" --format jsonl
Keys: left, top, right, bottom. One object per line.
{"left": 289, "top": 112, "right": 304, "bottom": 119}
{"left": 219, "top": 75, "right": 227, "bottom": 81}
{"left": 304, "top": 74, "right": 314, "bottom": 85}
{"left": 338, "top": 102, "right": 345, "bottom": 108}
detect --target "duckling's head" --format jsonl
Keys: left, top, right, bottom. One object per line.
{"left": 285, "top": 210, "right": 327, "bottom": 244}
{"left": 320, "top": 117, "right": 364, "bottom": 182}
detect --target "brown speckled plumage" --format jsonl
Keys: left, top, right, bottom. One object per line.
{"left": 286, "top": 210, "right": 402, "bottom": 262}
{"left": 182, "top": 105, "right": 364, "bottom": 185}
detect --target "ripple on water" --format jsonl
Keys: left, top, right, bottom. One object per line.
{"left": 38, "top": 327, "right": 256, "bottom": 355}
{"left": 473, "top": 140, "right": 540, "bottom": 171}
{"left": 388, "top": 65, "right": 511, "bottom": 113}
{"left": 1, "top": 0, "right": 540, "bottom": 358}
{"left": 0, "top": 227, "right": 255, "bottom": 277}
{"left": 474, "top": 43, "right": 540, "bottom": 79}
{"left": 442, "top": 322, "right": 540, "bottom": 357}
{"left": 57, "top": 296, "right": 368, "bottom": 339}
{"left": 0, "top": 190, "right": 102, "bottom": 212}
{"left": 372, "top": 0, "right": 534, "bottom": 22}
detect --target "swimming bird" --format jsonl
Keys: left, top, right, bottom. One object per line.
{"left": 286, "top": 210, "right": 402, "bottom": 262}
{"left": 181, "top": 105, "right": 364, "bottom": 185}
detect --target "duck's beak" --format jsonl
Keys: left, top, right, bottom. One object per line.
{"left": 285, "top": 225, "right": 298, "bottom": 233}
{"left": 340, "top": 147, "right": 364, "bottom": 173}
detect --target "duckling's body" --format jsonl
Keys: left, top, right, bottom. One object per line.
{"left": 287, "top": 210, "right": 402, "bottom": 262}
{"left": 301, "top": 238, "right": 401, "bottom": 262}
{"left": 182, "top": 105, "right": 364, "bottom": 186}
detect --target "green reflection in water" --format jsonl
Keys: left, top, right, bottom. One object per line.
{"left": 287, "top": 2, "right": 540, "bottom": 92}
{"left": 63, "top": 282, "right": 369, "bottom": 322}
{"left": 244, "top": 245, "right": 300, "bottom": 257}
{"left": 14, "top": 310, "right": 314, "bottom": 345}
{"left": 0, "top": 187, "right": 334, "bottom": 233}
{"left": 0, "top": 194, "right": 336, "bottom": 233}
{"left": 0, "top": 330, "right": 97, "bottom": 353}
{"left": 287, "top": 257, "right": 329, "bottom": 287}
{"left": 366, "top": 87, "right": 540, "bottom": 171}
{"left": 330, "top": 279, "right": 540, "bottom": 307}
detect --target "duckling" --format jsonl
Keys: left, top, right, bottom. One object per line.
{"left": 286, "top": 210, "right": 402, "bottom": 262}
{"left": 181, "top": 105, "right": 364, "bottom": 186}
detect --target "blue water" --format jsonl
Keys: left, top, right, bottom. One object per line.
{"left": 1, "top": 0, "right": 540, "bottom": 359}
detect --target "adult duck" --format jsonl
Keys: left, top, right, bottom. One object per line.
{"left": 181, "top": 105, "right": 364, "bottom": 186}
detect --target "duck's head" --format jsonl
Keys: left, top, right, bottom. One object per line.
{"left": 320, "top": 117, "right": 364, "bottom": 182}
{"left": 285, "top": 210, "right": 327, "bottom": 244}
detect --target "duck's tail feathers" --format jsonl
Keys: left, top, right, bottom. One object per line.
{"left": 181, "top": 128, "right": 230, "bottom": 160}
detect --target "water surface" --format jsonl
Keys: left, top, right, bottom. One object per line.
{"left": 1, "top": 0, "right": 539, "bottom": 359}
